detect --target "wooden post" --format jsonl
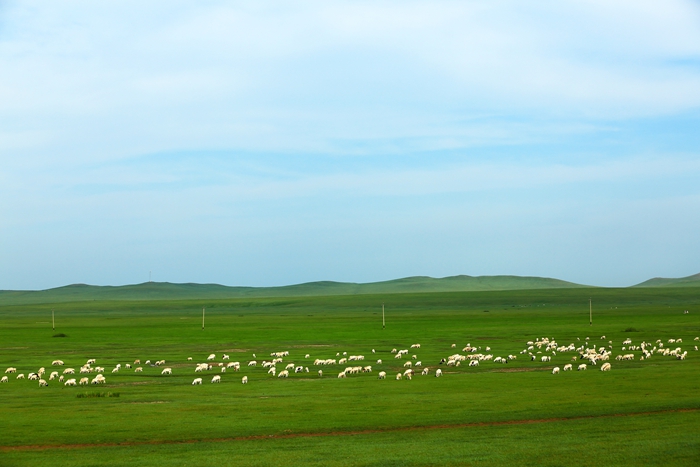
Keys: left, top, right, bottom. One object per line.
{"left": 382, "top": 303, "right": 385, "bottom": 329}
{"left": 589, "top": 298, "right": 592, "bottom": 326}
{"left": 202, "top": 307, "right": 205, "bottom": 330}
{"left": 52, "top": 309, "right": 55, "bottom": 331}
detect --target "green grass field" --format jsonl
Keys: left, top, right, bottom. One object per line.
{"left": 1, "top": 286, "right": 699, "bottom": 466}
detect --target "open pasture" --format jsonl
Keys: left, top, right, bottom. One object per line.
{"left": 1, "top": 287, "right": 699, "bottom": 466}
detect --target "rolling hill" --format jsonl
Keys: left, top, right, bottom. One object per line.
{"left": 0, "top": 275, "right": 586, "bottom": 305}
{"left": 633, "top": 272, "right": 700, "bottom": 288}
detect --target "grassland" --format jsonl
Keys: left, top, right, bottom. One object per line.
{"left": 1, "top": 286, "right": 699, "bottom": 466}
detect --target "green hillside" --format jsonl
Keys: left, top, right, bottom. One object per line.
{"left": 634, "top": 272, "right": 700, "bottom": 288}
{"left": 0, "top": 275, "right": 586, "bottom": 305}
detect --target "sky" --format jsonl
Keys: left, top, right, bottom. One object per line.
{"left": 1, "top": 1, "right": 700, "bottom": 290}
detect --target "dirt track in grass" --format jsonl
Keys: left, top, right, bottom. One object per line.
{"left": 2, "top": 407, "right": 698, "bottom": 452}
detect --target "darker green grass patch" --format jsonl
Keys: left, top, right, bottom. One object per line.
{"left": 624, "top": 327, "right": 640, "bottom": 332}
{"left": 77, "top": 392, "right": 120, "bottom": 398}
{"left": 52, "top": 333, "right": 68, "bottom": 337}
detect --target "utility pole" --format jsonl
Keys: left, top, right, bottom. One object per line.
{"left": 382, "top": 303, "right": 385, "bottom": 329}
{"left": 52, "top": 309, "right": 55, "bottom": 331}
{"left": 202, "top": 307, "right": 206, "bottom": 330}
{"left": 589, "top": 298, "right": 592, "bottom": 326}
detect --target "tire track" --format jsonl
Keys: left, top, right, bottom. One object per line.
{"left": 2, "top": 407, "right": 698, "bottom": 452}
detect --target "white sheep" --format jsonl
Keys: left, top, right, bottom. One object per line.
{"left": 278, "top": 370, "right": 289, "bottom": 378}
{"left": 135, "top": 367, "right": 143, "bottom": 372}
{"left": 435, "top": 369, "right": 442, "bottom": 377}
{"left": 318, "top": 370, "right": 323, "bottom": 377}
{"left": 222, "top": 354, "right": 230, "bottom": 360}
{"left": 79, "top": 377, "right": 89, "bottom": 385}
{"left": 337, "top": 371, "right": 346, "bottom": 378}
{"left": 377, "top": 359, "right": 382, "bottom": 365}
{"left": 378, "top": 371, "right": 386, "bottom": 379}
{"left": 563, "top": 364, "right": 573, "bottom": 371}
{"left": 192, "top": 378, "right": 202, "bottom": 385}
{"left": 421, "top": 368, "right": 429, "bottom": 375}
{"left": 207, "top": 354, "right": 216, "bottom": 361}
{"left": 395, "top": 372, "right": 402, "bottom": 380}
{"left": 64, "top": 379, "right": 77, "bottom": 386}
{"left": 578, "top": 364, "right": 587, "bottom": 371}
{"left": 161, "top": 368, "right": 172, "bottom": 375}
{"left": 0, "top": 376, "right": 8, "bottom": 383}
{"left": 39, "top": 379, "right": 48, "bottom": 387}
{"left": 211, "top": 375, "right": 221, "bottom": 383}
{"left": 16, "top": 374, "right": 24, "bottom": 380}
{"left": 552, "top": 367, "right": 560, "bottom": 374}
{"left": 601, "top": 362, "right": 611, "bottom": 372}
{"left": 4, "top": 367, "right": 16, "bottom": 374}
{"left": 242, "top": 376, "right": 248, "bottom": 384}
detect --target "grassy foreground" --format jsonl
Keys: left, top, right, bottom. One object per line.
{"left": 0, "top": 287, "right": 699, "bottom": 466}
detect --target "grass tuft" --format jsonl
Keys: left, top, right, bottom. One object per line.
{"left": 52, "top": 333, "right": 68, "bottom": 337}
{"left": 624, "top": 327, "right": 640, "bottom": 332}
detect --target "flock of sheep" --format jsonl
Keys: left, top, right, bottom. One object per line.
{"left": 3, "top": 336, "right": 696, "bottom": 388}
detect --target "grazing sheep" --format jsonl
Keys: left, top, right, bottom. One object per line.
{"left": 5, "top": 367, "right": 17, "bottom": 374}
{"left": 0, "top": 376, "right": 8, "bottom": 383}
{"left": 39, "top": 379, "right": 48, "bottom": 387}
{"left": 64, "top": 379, "right": 77, "bottom": 386}
{"left": 135, "top": 367, "right": 143, "bottom": 372}
{"left": 79, "top": 377, "right": 89, "bottom": 385}
{"left": 377, "top": 359, "right": 382, "bottom": 365}
{"left": 187, "top": 357, "right": 192, "bottom": 361}
{"left": 211, "top": 375, "right": 221, "bottom": 383}
{"left": 421, "top": 368, "right": 429, "bottom": 375}
{"left": 601, "top": 362, "right": 611, "bottom": 372}
{"left": 552, "top": 367, "right": 560, "bottom": 374}
{"left": 337, "top": 372, "right": 346, "bottom": 379}
{"left": 305, "top": 354, "right": 310, "bottom": 359}
{"left": 248, "top": 361, "right": 257, "bottom": 367}
{"left": 192, "top": 378, "right": 202, "bottom": 385}
{"left": 578, "top": 364, "right": 587, "bottom": 371}
{"left": 161, "top": 368, "right": 172, "bottom": 375}
{"left": 563, "top": 364, "right": 573, "bottom": 371}
{"left": 28, "top": 373, "right": 39, "bottom": 381}
{"left": 395, "top": 373, "right": 402, "bottom": 380}
{"left": 378, "top": 371, "right": 386, "bottom": 379}
{"left": 469, "top": 360, "right": 479, "bottom": 367}
{"left": 207, "top": 354, "right": 216, "bottom": 361}
{"left": 222, "top": 354, "right": 230, "bottom": 360}
{"left": 49, "top": 371, "right": 59, "bottom": 380}
{"left": 16, "top": 374, "right": 24, "bottom": 380}
{"left": 62, "top": 368, "right": 75, "bottom": 375}
{"left": 242, "top": 376, "right": 248, "bottom": 384}
{"left": 435, "top": 369, "right": 443, "bottom": 377}
{"left": 51, "top": 360, "right": 64, "bottom": 366}
{"left": 91, "top": 375, "right": 106, "bottom": 384}
{"left": 403, "top": 361, "right": 412, "bottom": 368}
{"left": 278, "top": 370, "right": 289, "bottom": 378}
{"left": 318, "top": 370, "right": 323, "bottom": 377}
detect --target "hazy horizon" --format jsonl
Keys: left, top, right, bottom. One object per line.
{"left": 2, "top": 2, "right": 699, "bottom": 290}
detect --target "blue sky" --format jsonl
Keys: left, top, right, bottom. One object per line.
{"left": 1, "top": 1, "right": 700, "bottom": 290}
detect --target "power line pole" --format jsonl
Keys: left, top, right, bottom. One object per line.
{"left": 202, "top": 307, "right": 206, "bottom": 330}
{"left": 52, "top": 309, "right": 55, "bottom": 331}
{"left": 589, "top": 298, "right": 592, "bottom": 326}
{"left": 382, "top": 303, "right": 385, "bottom": 329}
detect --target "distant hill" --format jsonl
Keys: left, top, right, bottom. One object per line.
{"left": 633, "top": 272, "right": 700, "bottom": 288}
{"left": 0, "top": 275, "right": 587, "bottom": 305}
